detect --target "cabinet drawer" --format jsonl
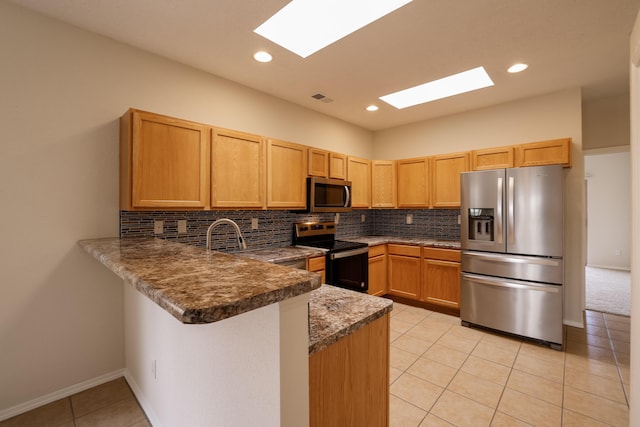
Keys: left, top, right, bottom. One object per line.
{"left": 368, "top": 244, "right": 386, "bottom": 258}
{"left": 307, "top": 256, "right": 326, "bottom": 271}
{"left": 422, "top": 247, "right": 461, "bottom": 262}
{"left": 388, "top": 244, "right": 420, "bottom": 257}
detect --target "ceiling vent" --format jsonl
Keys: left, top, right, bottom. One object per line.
{"left": 311, "top": 93, "right": 334, "bottom": 103}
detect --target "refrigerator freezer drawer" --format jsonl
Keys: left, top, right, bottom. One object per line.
{"left": 461, "top": 273, "right": 563, "bottom": 346}
{"left": 462, "top": 251, "right": 563, "bottom": 285}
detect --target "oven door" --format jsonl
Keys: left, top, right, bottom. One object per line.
{"left": 326, "top": 247, "right": 369, "bottom": 292}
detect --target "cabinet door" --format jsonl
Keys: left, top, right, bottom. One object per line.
{"left": 397, "top": 157, "right": 430, "bottom": 208}
{"left": 211, "top": 128, "right": 265, "bottom": 208}
{"left": 368, "top": 245, "right": 387, "bottom": 296}
{"left": 347, "top": 156, "right": 371, "bottom": 208}
{"left": 422, "top": 259, "right": 461, "bottom": 309}
{"left": 471, "top": 146, "right": 514, "bottom": 170}
{"left": 266, "top": 139, "right": 307, "bottom": 209}
{"left": 515, "top": 138, "right": 572, "bottom": 168}
{"left": 371, "top": 160, "right": 397, "bottom": 208}
{"left": 388, "top": 253, "right": 420, "bottom": 299}
{"left": 308, "top": 148, "right": 329, "bottom": 177}
{"left": 431, "top": 152, "right": 469, "bottom": 208}
{"left": 307, "top": 255, "right": 326, "bottom": 284}
{"left": 122, "top": 109, "right": 210, "bottom": 209}
{"left": 329, "top": 152, "right": 347, "bottom": 179}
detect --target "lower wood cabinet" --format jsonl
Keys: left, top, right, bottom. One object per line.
{"left": 307, "top": 255, "right": 326, "bottom": 284}
{"left": 309, "top": 315, "right": 389, "bottom": 427}
{"left": 421, "top": 247, "right": 461, "bottom": 309}
{"left": 387, "top": 244, "right": 421, "bottom": 299}
{"left": 368, "top": 245, "right": 387, "bottom": 296}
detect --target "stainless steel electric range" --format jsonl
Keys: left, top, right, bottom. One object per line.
{"left": 293, "top": 221, "right": 369, "bottom": 293}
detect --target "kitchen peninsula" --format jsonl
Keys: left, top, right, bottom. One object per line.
{"left": 79, "top": 237, "right": 392, "bottom": 427}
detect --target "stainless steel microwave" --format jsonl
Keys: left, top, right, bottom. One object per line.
{"left": 307, "top": 177, "right": 352, "bottom": 213}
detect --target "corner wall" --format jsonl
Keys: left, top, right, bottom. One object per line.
{"left": 372, "top": 89, "right": 586, "bottom": 327}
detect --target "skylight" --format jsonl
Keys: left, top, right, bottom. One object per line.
{"left": 379, "top": 67, "right": 495, "bottom": 109}
{"left": 254, "top": 0, "right": 413, "bottom": 58}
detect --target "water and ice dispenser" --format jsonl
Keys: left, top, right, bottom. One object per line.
{"left": 468, "top": 208, "right": 494, "bottom": 241}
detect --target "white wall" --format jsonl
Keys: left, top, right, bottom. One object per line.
{"left": 0, "top": 1, "right": 372, "bottom": 414}
{"left": 585, "top": 149, "right": 631, "bottom": 269}
{"left": 373, "top": 89, "right": 586, "bottom": 327}
{"left": 628, "top": 7, "right": 640, "bottom": 426}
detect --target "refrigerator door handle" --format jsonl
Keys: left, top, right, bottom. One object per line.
{"left": 463, "top": 251, "right": 562, "bottom": 267}
{"left": 507, "top": 176, "right": 515, "bottom": 245}
{"left": 462, "top": 273, "right": 561, "bottom": 293}
{"left": 496, "top": 177, "right": 503, "bottom": 244}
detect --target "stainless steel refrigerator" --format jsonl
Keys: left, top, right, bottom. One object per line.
{"left": 460, "top": 164, "right": 564, "bottom": 349}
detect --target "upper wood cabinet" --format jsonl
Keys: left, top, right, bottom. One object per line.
{"left": 266, "top": 139, "right": 307, "bottom": 209}
{"left": 120, "top": 109, "right": 210, "bottom": 210}
{"left": 515, "top": 138, "right": 572, "bottom": 168}
{"left": 371, "top": 160, "right": 397, "bottom": 208}
{"left": 211, "top": 128, "right": 265, "bottom": 209}
{"left": 431, "top": 152, "right": 469, "bottom": 208}
{"left": 397, "top": 157, "right": 430, "bottom": 208}
{"left": 308, "top": 148, "right": 329, "bottom": 177}
{"left": 329, "top": 152, "right": 347, "bottom": 179}
{"left": 471, "top": 146, "right": 514, "bottom": 170}
{"left": 347, "top": 156, "right": 371, "bottom": 208}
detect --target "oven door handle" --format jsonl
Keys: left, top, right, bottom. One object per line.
{"left": 330, "top": 247, "right": 369, "bottom": 260}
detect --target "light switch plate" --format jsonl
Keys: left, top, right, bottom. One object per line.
{"left": 251, "top": 218, "right": 259, "bottom": 230}
{"left": 335, "top": 213, "right": 340, "bottom": 224}
{"left": 361, "top": 214, "right": 366, "bottom": 222}
{"left": 154, "top": 220, "right": 164, "bottom": 234}
{"left": 177, "top": 220, "right": 187, "bottom": 234}
{"left": 406, "top": 214, "right": 413, "bottom": 225}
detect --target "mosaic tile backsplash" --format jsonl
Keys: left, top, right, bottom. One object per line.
{"left": 120, "top": 208, "right": 460, "bottom": 252}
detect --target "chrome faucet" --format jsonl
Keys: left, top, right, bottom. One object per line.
{"left": 206, "top": 218, "right": 247, "bottom": 251}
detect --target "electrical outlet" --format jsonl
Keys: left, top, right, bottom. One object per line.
{"left": 151, "top": 360, "right": 157, "bottom": 379}
{"left": 406, "top": 214, "right": 413, "bottom": 225}
{"left": 335, "top": 213, "right": 340, "bottom": 224}
{"left": 457, "top": 215, "right": 461, "bottom": 225}
{"left": 615, "top": 249, "right": 622, "bottom": 256}
{"left": 251, "top": 218, "right": 259, "bottom": 230}
{"left": 361, "top": 214, "right": 366, "bottom": 223}
{"left": 177, "top": 220, "right": 187, "bottom": 234}
{"left": 154, "top": 220, "right": 164, "bottom": 234}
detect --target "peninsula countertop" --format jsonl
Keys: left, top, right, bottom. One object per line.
{"left": 78, "top": 237, "right": 321, "bottom": 324}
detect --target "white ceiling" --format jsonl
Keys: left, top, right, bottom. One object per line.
{"left": 10, "top": 0, "right": 640, "bottom": 131}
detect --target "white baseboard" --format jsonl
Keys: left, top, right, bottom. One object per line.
{"left": 564, "top": 319, "right": 584, "bottom": 328}
{"left": 0, "top": 369, "right": 126, "bottom": 422}
{"left": 586, "top": 264, "right": 631, "bottom": 272}
{"left": 124, "top": 370, "right": 162, "bottom": 427}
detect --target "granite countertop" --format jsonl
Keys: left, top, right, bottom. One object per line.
{"left": 238, "top": 246, "right": 324, "bottom": 264}
{"left": 342, "top": 236, "right": 461, "bottom": 250}
{"left": 308, "top": 285, "right": 393, "bottom": 355}
{"left": 78, "top": 237, "right": 321, "bottom": 324}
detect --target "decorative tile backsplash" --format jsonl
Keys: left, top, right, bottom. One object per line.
{"left": 120, "top": 208, "right": 459, "bottom": 252}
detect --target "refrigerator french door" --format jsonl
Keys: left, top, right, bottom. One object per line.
{"left": 460, "top": 165, "right": 564, "bottom": 349}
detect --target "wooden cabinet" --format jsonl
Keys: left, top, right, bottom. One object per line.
{"left": 120, "top": 109, "right": 210, "bottom": 210}
{"left": 309, "top": 315, "right": 389, "bottom": 427}
{"left": 371, "top": 160, "right": 397, "bottom": 208}
{"left": 368, "top": 245, "right": 387, "bottom": 297}
{"left": 431, "top": 152, "right": 469, "bottom": 208}
{"left": 347, "top": 156, "right": 371, "bottom": 208}
{"left": 266, "top": 139, "right": 307, "bottom": 209}
{"left": 471, "top": 146, "right": 514, "bottom": 170}
{"left": 421, "top": 248, "right": 461, "bottom": 310}
{"left": 210, "top": 128, "right": 265, "bottom": 208}
{"left": 329, "top": 152, "right": 347, "bottom": 179}
{"left": 397, "top": 157, "right": 430, "bottom": 208}
{"left": 515, "top": 138, "right": 572, "bottom": 168}
{"left": 307, "top": 255, "right": 326, "bottom": 284}
{"left": 308, "top": 148, "right": 329, "bottom": 177}
{"left": 387, "top": 244, "right": 421, "bottom": 299}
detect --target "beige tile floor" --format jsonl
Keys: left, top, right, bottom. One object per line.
{"left": 1, "top": 305, "right": 630, "bottom": 427}
{"left": 389, "top": 303, "right": 630, "bottom": 427}
{"left": 0, "top": 377, "right": 149, "bottom": 427}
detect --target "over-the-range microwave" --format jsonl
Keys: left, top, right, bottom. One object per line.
{"left": 306, "top": 177, "right": 352, "bottom": 213}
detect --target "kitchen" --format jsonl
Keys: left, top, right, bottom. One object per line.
{"left": 1, "top": 1, "right": 639, "bottom": 426}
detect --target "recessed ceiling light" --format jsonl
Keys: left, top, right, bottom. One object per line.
{"left": 366, "top": 105, "right": 379, "bottom": 112}
{"left": 253, "top": 51, "right": 273, "bottom": 62}
{"left": 379, "top": 66, "right": 494, "bottom": 109}
{"left": 254, "top": 0, "right": 413, "bottom": 58}
{"left": 508, "top": 63, "right": 528, "bottom": 73}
